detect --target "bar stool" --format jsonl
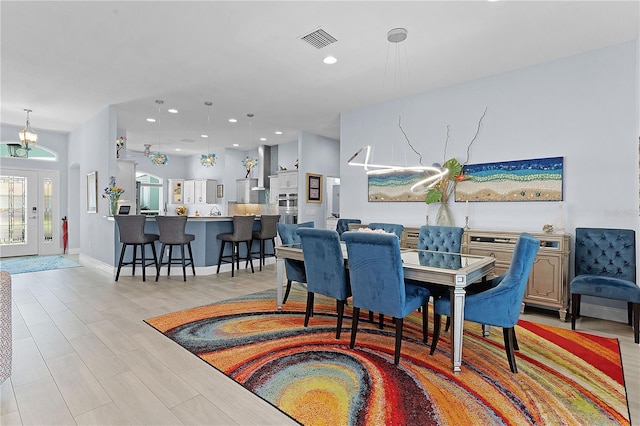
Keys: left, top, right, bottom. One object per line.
{"left": 114, "top": 215, "right": 159, "bottom": 282}
{"left": 250, "top": 214, "right": 280, "bottom": 271}
{"left": 155, "top": 216, "right": 196, "bottom": 282}
{"left": 216, "top": 215, "right": 256, "bottom": 277}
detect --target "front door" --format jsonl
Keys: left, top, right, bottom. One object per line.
{"left": 0, "top": 168, "right": 60, "bottom": 257}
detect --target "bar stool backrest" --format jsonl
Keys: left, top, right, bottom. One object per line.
{"left": 156, "top": 216, "right": 189, "bottom": 244}
{"left": 257, "top": 215, "right": 280, "bottom": 239}
{"left": 115, "top": 215, "right": 148, "bottom": 244}
{"left": 232, "top": 215, "right": 256, "bottom": 241}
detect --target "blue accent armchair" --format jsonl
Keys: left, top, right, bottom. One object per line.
{"left": 343, "top": 231, "right": 430, "bottom": 365}
{"left": 298, "top": 228, "right": 351, "bottom": 339}
{"left": 430, "top": 233, "right": 540, "bottom": 373}
{"left": 277, "top": 221, "right": 314, "bottom": 304}
{"left": 367, "top": 222, "right": 404, "bottom": 239}
{"left": 336, "top": 218, "right": 361, "bottom": 240}
{"left": 570, "top": 228, "right": 639, "bottom": 344}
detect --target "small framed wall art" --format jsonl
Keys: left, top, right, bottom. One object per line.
{"left": 306, "top": 173, "right": 322, "bottom": 203}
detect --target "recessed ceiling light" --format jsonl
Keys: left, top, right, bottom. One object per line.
{"left": 175, "top": 148, "right": 181, "bottom": 151}
{"left": 260, "top": 137, "right": 267, "bottom": 141}
{"left": 146, "top": 118, "right": 156, "bottom": 123}
{"left": 228, "top": 118, "right": 237, "bottom": 123}
{"left": 323, "top": 56, "right": 337, "bottom": 65}
{"left": 168, "top": 109, "right": 178, "bottom": 114}
{"left": 233, "top": 143, "right": 239, "bottom": 147}
{"left": 201, "top": 134, "right": 208, "bottom": 138}
{"left": 275, "top": 131, "right": 282, "bottom": 135}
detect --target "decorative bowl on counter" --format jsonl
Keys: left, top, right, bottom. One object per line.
{"left": 175, "top": 205, "right": 188, "bottom": 216}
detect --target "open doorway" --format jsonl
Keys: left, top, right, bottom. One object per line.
{"left": 325, "top": 176, "right": 340, "bottom": 230}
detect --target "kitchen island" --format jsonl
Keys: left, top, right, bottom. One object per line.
{"left": 113, "top": 215, "right": 271, "bottom": 276}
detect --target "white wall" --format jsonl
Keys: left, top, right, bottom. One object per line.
{"left": 299, "top": 131, "right": 340, "bottom": 227}
{"left": 340, "top": 40, "right": 639, "bottom": 321}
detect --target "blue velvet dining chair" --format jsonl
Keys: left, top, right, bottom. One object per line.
{"left": 297, "top": 228, "right": 351, "bottom": 339}
{"left": 276, "top": 221, "right": 314, "bottom": 304}
{"left": 408, "top": 225, "right": 465, "bottom": 330}
{"left": 336, "top": 218, "right": 361, "bottom": 240}
{"left": 571, "top": 228, "right": 639, "bottom": 344}
{"left": 343, "top": 231, "right": 431, "bottom": 365}
{"left": 367, "top": 222, "right": 404, "bottom": 239}
{"left": 430, "top": 233, "right": 540, "bottom": 373}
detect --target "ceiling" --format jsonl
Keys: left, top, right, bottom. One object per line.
{"left": 1, "top": 1, "right": 638, "bottom": 157}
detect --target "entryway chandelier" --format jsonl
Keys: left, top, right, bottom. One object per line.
{"left": 18, "top": 108, "right": 38, "bottom": 150}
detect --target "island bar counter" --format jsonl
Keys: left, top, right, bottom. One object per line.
{"left": 112, "top": 216, "right": 268, "bottom": 276}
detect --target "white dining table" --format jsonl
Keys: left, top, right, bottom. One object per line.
{"left": 274, "top": 243, "right": 495, "bottom": 373}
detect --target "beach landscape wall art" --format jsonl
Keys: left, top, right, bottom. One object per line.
{"left": 455, "top": 157, "right": 564, "bottom": 202}
{"left": 368, "top": 171, "right": 426, "bottom": 202}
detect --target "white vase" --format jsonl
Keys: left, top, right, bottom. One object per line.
{"left": 436, "top": 203, "right": 453, "bottom": 226}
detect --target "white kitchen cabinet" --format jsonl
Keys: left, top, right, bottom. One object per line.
{"left": 268, "top": 175, "right": 278, "bottom": 205}
{"left": 183, "top": 180, "right": 195, "bottom": 204}
{"left": 236, "top": 178, "right": 259, "bottom": 203}
{"left": 194, "top": 179, "right": 217, "bottom": 203}
{"left": 278, "top": 170, "right": 298, "bottom": 192}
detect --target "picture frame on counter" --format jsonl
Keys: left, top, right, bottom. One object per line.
{"left": 306, "top": 173, "right": 322, "bottom": 203}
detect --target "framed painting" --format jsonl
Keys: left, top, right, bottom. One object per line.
{"left": 455, "top": 157, "right": 564, "bottom": 202}
{"left": 368, "top": 171, "right": 426, "bottom": 202}
{"left": 87, "top": 171, "right": 97, "bottom": 213}
{"left": 306, "top": 173, "right": 322, "bottom": 203}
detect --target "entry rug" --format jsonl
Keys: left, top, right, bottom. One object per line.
{"left": 145, "top": 287, "right": 630, "bottom": 426}
{"left": 0, "top": 255, "right": 81, "bottom": 275}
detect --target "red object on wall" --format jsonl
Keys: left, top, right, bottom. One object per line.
{"left": 62, "top": 217, "right": 68, "bottom": 254}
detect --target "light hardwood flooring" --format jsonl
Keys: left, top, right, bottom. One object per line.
{"left": 0, "top": 256, "right": 638, "bottom": 425}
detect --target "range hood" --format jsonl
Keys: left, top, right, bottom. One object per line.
{"left": 251, "top": 145, "right": 271, "bottom": 191}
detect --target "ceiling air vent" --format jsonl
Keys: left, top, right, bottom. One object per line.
{"left": 300, "top": 28, "right": 337, "bottom": 49}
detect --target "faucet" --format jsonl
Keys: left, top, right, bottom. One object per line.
{"left": 210, "top": 205, "right": 221, "bottom": 216}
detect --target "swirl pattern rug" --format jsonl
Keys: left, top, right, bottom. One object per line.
{"left": 145, "top": 286, "right": 629, "bottom": 426}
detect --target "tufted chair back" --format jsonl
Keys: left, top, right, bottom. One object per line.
{"left": 336, "top": 218, "right": 361, "bottom": 239}
{"left": 367, "top": 222, "right": 404, "bottom": 239}
{"left": 417, "top": 225, "right": 464, "bottom": 253}
{"left": 277, "top": 221, "right": 315, "bottom": 245}
{"left": 574, "top": 228, "right": 636, "bottom": 282}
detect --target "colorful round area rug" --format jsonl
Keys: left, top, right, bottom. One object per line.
{"left": 145, "top": 286, "right": 630, "bottom": 426}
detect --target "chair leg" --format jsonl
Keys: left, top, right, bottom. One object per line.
{"left": 235, "top": 242, "right": 240, "bottom": 272}
{"left": 633, "top": 302, "right": 639, "bottom": 344}
{"left": 167, "top": 246, "right": 173, "bottom": 276}
{"left": 259, "top": 239, "right": 265, "bottom": 271}
{"left": 394, "top": 318, "right": 404, "bottom": 365}
{"left": 628, "top": 301, "right": 633, "bottom": 326}
{"left": 115, "top": 243, "right": 127, "bottom": 282}
{"left": 141, "top": 244, "right": 146, "bottom": 281}
{"left": 422, "top": 303, "right": 428, "bottom": 344}
{"left": 378, "top": 314, "right": 384, "bottom": 330}
{"left": 368, "top": 311, "right": 374, "bottom": 323}
{"left": 336, "top": 300, "right": 345, "bottom": 339}
{"left": 216, "top": 241, "right": 226, "bottom": 274}
{"left": 180, "top": 244, "right": 187, "bottom": 282}
{"left": 156, "top": 243, "right": 166, "bottom": 282}
{"left": 444, "top": 316, "right": 451, "bottom": 332}
{"left": 571, "top": 293, "right": 580, "bottom": 330}
{"left": 304, "top": 292, "right": 314, "bottom": 327}
{"left": 350, "top": 307, "right": 360, "bottom": 349}
{"left": 430, "top": 313, "right": 442, "bottom": 355}
{"left": 503, "top": 327, "right": 518, "bottom": 373}
{"left": 513, "top": 328, "right": 519, "bottom": 351}
{"left": 150, "top": 242, "right": 159, "bottom": 273}
{"left": 246, "top": 241, "right": 254, "bottom": 273}
{"left": 283, "top": 280, "right": 293, "bottom": 304}
{"left": 131, "top": 244, "right": 138, "bottom": 277}
{"left": 187, "top": 242, "right": 195, "bottom": 276}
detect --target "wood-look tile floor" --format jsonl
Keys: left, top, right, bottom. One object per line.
{"left": 0, "top": 257, "right": 638, "bottom": 425}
